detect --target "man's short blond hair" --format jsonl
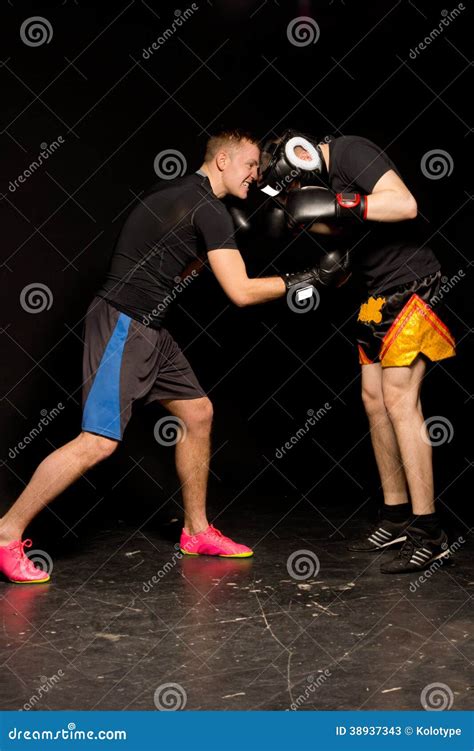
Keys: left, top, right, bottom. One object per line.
{"left": 204, "top": 129, "right": 257, "bottom": 162}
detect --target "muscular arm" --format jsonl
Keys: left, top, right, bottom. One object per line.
{"left": 364, "top": 169, "right": 417, "bottom": 222}
{"left": 286, "top": 169, "right": 418, "bottom": 233}
{"left": 207, "top": 248, "right": 285, "bottom": 307}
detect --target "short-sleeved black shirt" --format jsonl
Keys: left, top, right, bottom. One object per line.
{"left": 97, "top": 172, "right": 238, "bottom": 327}
{"left": 328, "top": 136, "right": 440, "bottom": 293}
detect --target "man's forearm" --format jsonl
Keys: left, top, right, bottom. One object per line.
{"left": 239, "top": 276, "right": 286, "bottom": 306}
{"left": 365, "top": 190, "right": 417, "bottom": 222}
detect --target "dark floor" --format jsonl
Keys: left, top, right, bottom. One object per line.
{"left": 0, "top": 499, "right": 472, "bottom": 712}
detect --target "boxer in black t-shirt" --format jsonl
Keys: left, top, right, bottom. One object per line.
{"left": 3, "top": 129, "right": 346, "bottom": 582}
{"left": 259, "top": 131, "right": 456, "bottom": 574}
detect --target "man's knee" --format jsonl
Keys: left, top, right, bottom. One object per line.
{"left": 382, "top": 381, "right": 411, "bottom": 421}
{"left": 80, "top": 432, "right": 119, "bottom": 462}
{"left": 361, "top": 383, "right": 385, "bottom": 417}
{"left": 184, "top": 397, "right": 213, "bottom": 434}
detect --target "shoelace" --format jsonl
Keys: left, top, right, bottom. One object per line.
{"left": 208, "top": 526, "right": 235, "bottom": 549}
{"left": 15, "top": 539, "right": 33, "bottom": 557}
{"left": 209, "top": 525, "right": 224, "bottom": 538}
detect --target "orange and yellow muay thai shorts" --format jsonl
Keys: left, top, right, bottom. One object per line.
{"left": 356, "top": 271, "right": 456, "bottom": 368}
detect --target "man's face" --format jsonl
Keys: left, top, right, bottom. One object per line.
{"left": 286, "top": 145, "right": 311, "bottom": 191}
{"left": 221, "top": 139, "right": 260, "bottom": 199}
{"left": 293, "top": 145, "right": 311, "bottom": 162}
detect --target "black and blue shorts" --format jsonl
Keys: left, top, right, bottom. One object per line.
{"left": 81, "top": 296, "right": 206, "bottom": 441}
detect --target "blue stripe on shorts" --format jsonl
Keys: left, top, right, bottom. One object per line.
{"left": 82, "top": 312, "right": 132, "bottom": 440}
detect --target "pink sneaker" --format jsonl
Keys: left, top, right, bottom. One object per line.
{"left": 180, "top": 525, "right": 253, "bottom": 558}
{"left": 0, "top": 539, "right": 51, "bottom": 584}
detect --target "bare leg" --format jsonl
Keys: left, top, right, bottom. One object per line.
{"left": 0, "top": 432, "right": 118, "bottom": 544}
{"left": 160, "top": 397, "right": 213, "bottom": 535}
{"left": 382, "top": 357, "right": 434, "bottom": 515}
{"left": 361, "top": 363, "right": 409, "bottom": 506}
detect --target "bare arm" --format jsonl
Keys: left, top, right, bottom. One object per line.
{"left": 301, "top": 170, "right": 418, "bottom": 235}
{"left": 207, "top": 248, "right": 285, "bottom": 307}
{"left": 365, "top": 169, "right": 417, "bottom": 222}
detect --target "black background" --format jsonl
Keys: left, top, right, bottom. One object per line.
{"left": 1, "top": 0, "right": 472, "bottom": 550}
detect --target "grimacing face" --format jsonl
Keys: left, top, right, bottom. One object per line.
{"left": 222, "top": 139, "right": 260, "bottom": 199}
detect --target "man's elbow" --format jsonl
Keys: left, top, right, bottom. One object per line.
{"left": 404, "top": 194, "right": 418, "bottom": 219}
{"left": 232, "top": 290, "right": 251, "bottom": 307}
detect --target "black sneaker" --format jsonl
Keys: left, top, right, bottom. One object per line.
{"left": 347, "top": 518, "right": 409, "bottom": 552}
{"left": 380, "top": 526, "right": 450, "bottom": 574}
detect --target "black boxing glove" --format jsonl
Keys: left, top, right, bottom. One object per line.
{"left": 286, "top": 186, "right": 367, "bottom": 227}
{"left": 261, "top": 200, "right": 288, "bottom": 242}
{"left": 226, "top": 200, "right": 254, "bottom": 235}
{"left": 317, "top": 249, "right": 352, "bottom": 287}
{"left": 282, "top": 249, "right": 351, "bottom": 294}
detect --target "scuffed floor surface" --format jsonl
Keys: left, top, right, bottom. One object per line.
{"left": 0, "top": 504, "right": 472, "bottom": 711}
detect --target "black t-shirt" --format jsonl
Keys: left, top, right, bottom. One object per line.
{"left": 97, "top": 172, "right": 238, "bottom": 327}
{"left": 328, "top": 136, "right": 440, "bottom": 293}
